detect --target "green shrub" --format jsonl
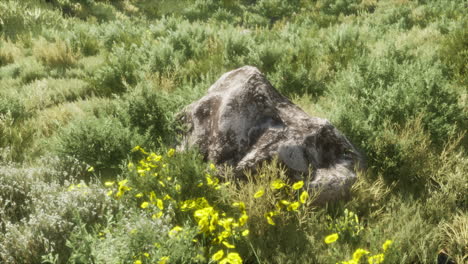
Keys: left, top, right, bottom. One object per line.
{"left": 18, "top": 78, "right": 90, "bottom": 113}
{"left": 0, "top": 39, "right": 22, "bottom": 66}
{"left": 33, "top": 38, "right": 78, "bottom": 69}
{"left": 326, "top": 53, "right": 463, "bottom": 183}
{"left": 121, "top": 85, "right": 176, "bottom": 146}
{"left": 18, "top": 57, "right": 47, "bottom": 83}
{"left": 315, "top": 0, "right": 369, "bottom": 16}
{"left": 0, "top": 0, "right": 64, "bottom": 40}
{"left": 440, "top": 22, "right": 468, "bottom": 86}
{"left": 0, "top": 94, "right": 28, "bottom": 121}
{"left": 90, "top": 45, "right": 144, "bottom": 96}
{"left": 439, "top": 213, "right": 468, "bottom": 264}
{"left": 68, "top": 23, "right": 101, "bottom": 56}
{"left": 219, "top": 29, "right": 255, "bottom": 68}
{"left": 100, "top": 20, "right": 144, "bottom": 51}
{"left": 0, "top": 176, "right": 115, "bottom": 264}
{"left": 55, "top": 116, "right": 144, "bottom": 170}
{"left": 252, "top": 0, "right": 300, "bottom": 24}
{"left": 0, "top": 110, "right": 35, "bottom": 162}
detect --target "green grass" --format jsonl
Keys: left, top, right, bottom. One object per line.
{"left": 0, "top": 0, "right": 466, "bottom": 263}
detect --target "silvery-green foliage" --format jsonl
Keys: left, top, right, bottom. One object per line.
{"left": 0, "top": 162, "right": 116, "bottom": 263}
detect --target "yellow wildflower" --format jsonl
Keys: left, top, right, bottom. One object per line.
{"left": 148, "top": 153, "right": 162, "bottom": 162}
{"left": 300, "top": 191, "right": 309, "bottom": 204}
{"left": 287, "top": 202, "right": 300, "bottom": 211}
{"left": 212, "top": 250, "right": 224, "bottom": 261}
{"left": 210, "top": 212, "right": 219, "bottom": 232}
{"left": 238, "top": 213, "right": 248, "bottom": 226}
{"left": 353, "top": 248, "right": 370, "bottom": 261}
{"left": 167, "top": 148, "right": 175, "bottom": 157}
{"left": 135, "top": 192, "right": 143, "bottom": 198}
{"left": 163, "top": 194, "right": 172, "bottom": 200}
{"left": 149, "top": 191, "right": 157, "bottom": 202}
{"left": 222, "top": 241, "right": 236, "bottom": 249}
{"left": 254, "top": 189, "right": 264, "bottom": 198}
{"left": 367, "top": 254, "right": 385, "bottom": 264}
{"left": 206, "top": 175, "right": 214, "bottom": 185}
{"left": 169, "top": 226, "right": 183, "bottom": 237}
{"left": 292, "top": 181, "right": 304, "bottom": 190}
{"left": 216, "top": 231, "right": 231, "bottom": 242}
{"left": 219, "top": 218, "right": 234, "bottom": 231}
{"left": 152, "top": 212, "right": 163, "bottom": 219}
{"left": 219, "top": 253, "right": 242, "bottom": 264}
{"left": 141, "top": 202, "right": 149, "bottom": 209}
{"left": 210, "top": 163, "right": 216, "bottom": 170}
{"left": 233, "top": 202, "right": 246, "bottom": 211}
{"left": 242, "top": 229, "right": 250, "bottom": 236}
{"left": 143, "top": 252, "right": 150, "bottom": 258}
{"left": 104, "top": 181, "right": 115, "bottom": 187}
{"left": 266, "top": 216, "right": 275, "bottom": 225}
{"left": 158, "top": 256, "right": 169, "bottom": 264}
{"left": 116, "top": 179, "right": 131, "bottom": 198}
{"left": 382, "top": 239, "right": 393, "bottom": 252}
{"left": 216, "top": 231, "right": 231, "bottom": 243}
{"left": 271, "top": 179, "right": 286, "bottom": 189}
{"left": 324, "top": 233, "right": 339, "bottom": 244}
{"left": 156, "top": 199, "right": 164, "bottom": 210}
{"left": 341, "top": 260, "right": 358, "bottom": 264}
{"left": 131, "top": 146, "right": 141, "bottom": 152}
{"left": 87, "top": 166, "right": 94, "bottom": 172}
{"left": 133, "top": 260, "right": 142, "bottom": 264}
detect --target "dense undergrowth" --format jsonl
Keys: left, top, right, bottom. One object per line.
{"left": 0, "top": 0, "right": 466, "bottom": 263}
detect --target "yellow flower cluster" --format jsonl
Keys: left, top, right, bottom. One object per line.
{"left": 182, "top": 198, "right": 248, "bottom": 263}
{"left": 105, "top": 147, "right": 178, "bottom": 222}
{"left": 104, "top": 179, "right": 132, "bottom": 199}
{"left": 325, "top": 234, "right": 393, "bottom": 264}
{"left": 107, "top": 146, "right": 247, "bottom": 263}
{"left": 253, "top": 180, "right": 309, "bottom": 226}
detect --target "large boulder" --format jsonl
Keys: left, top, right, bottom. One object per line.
{"left": 178, "top": 66, "right": 363, "bottom": 204}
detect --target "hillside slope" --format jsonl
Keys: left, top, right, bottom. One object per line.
{"left": 0, "top": 1, "right": 466, "bottom": 263}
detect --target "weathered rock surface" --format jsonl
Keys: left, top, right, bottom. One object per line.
{"left": 178, "top": 66, "right": 362, "bottom": 204}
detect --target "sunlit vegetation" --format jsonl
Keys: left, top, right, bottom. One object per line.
{"left": 0, "top": 0, "right": 466, "bottom": 263}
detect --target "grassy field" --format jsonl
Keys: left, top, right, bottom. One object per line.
{"left": 0, "top": 0, "right": 466, "bottom": 263}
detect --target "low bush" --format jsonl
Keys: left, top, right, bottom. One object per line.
{"left": 89, "top": 44, "right": 144, "bottom": 96}
{"left": 0, "top": 167, "right": 115, "bottom": 263}
{"left": 33, "top": 38, "right": 78, "bottom": 69}
{"left": 121, "top": 84, "right": 176, "bottom": 146}
{"left": 0, "top": 39, "right": 22, "bottom": 66}
{"left": 0, "top": 112, "right": 35, "bottom": 162}
{"left": 17, "top": 57, "right": 47, "bottom": 83}
{"left": 54, "top": 116, "right": 144, "bottom": 170}
{"left": 0, "top": 0, "right": 64, "bottom": 40}
{"left": 325, "top": 53, "right": 463, "bottom": 185}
